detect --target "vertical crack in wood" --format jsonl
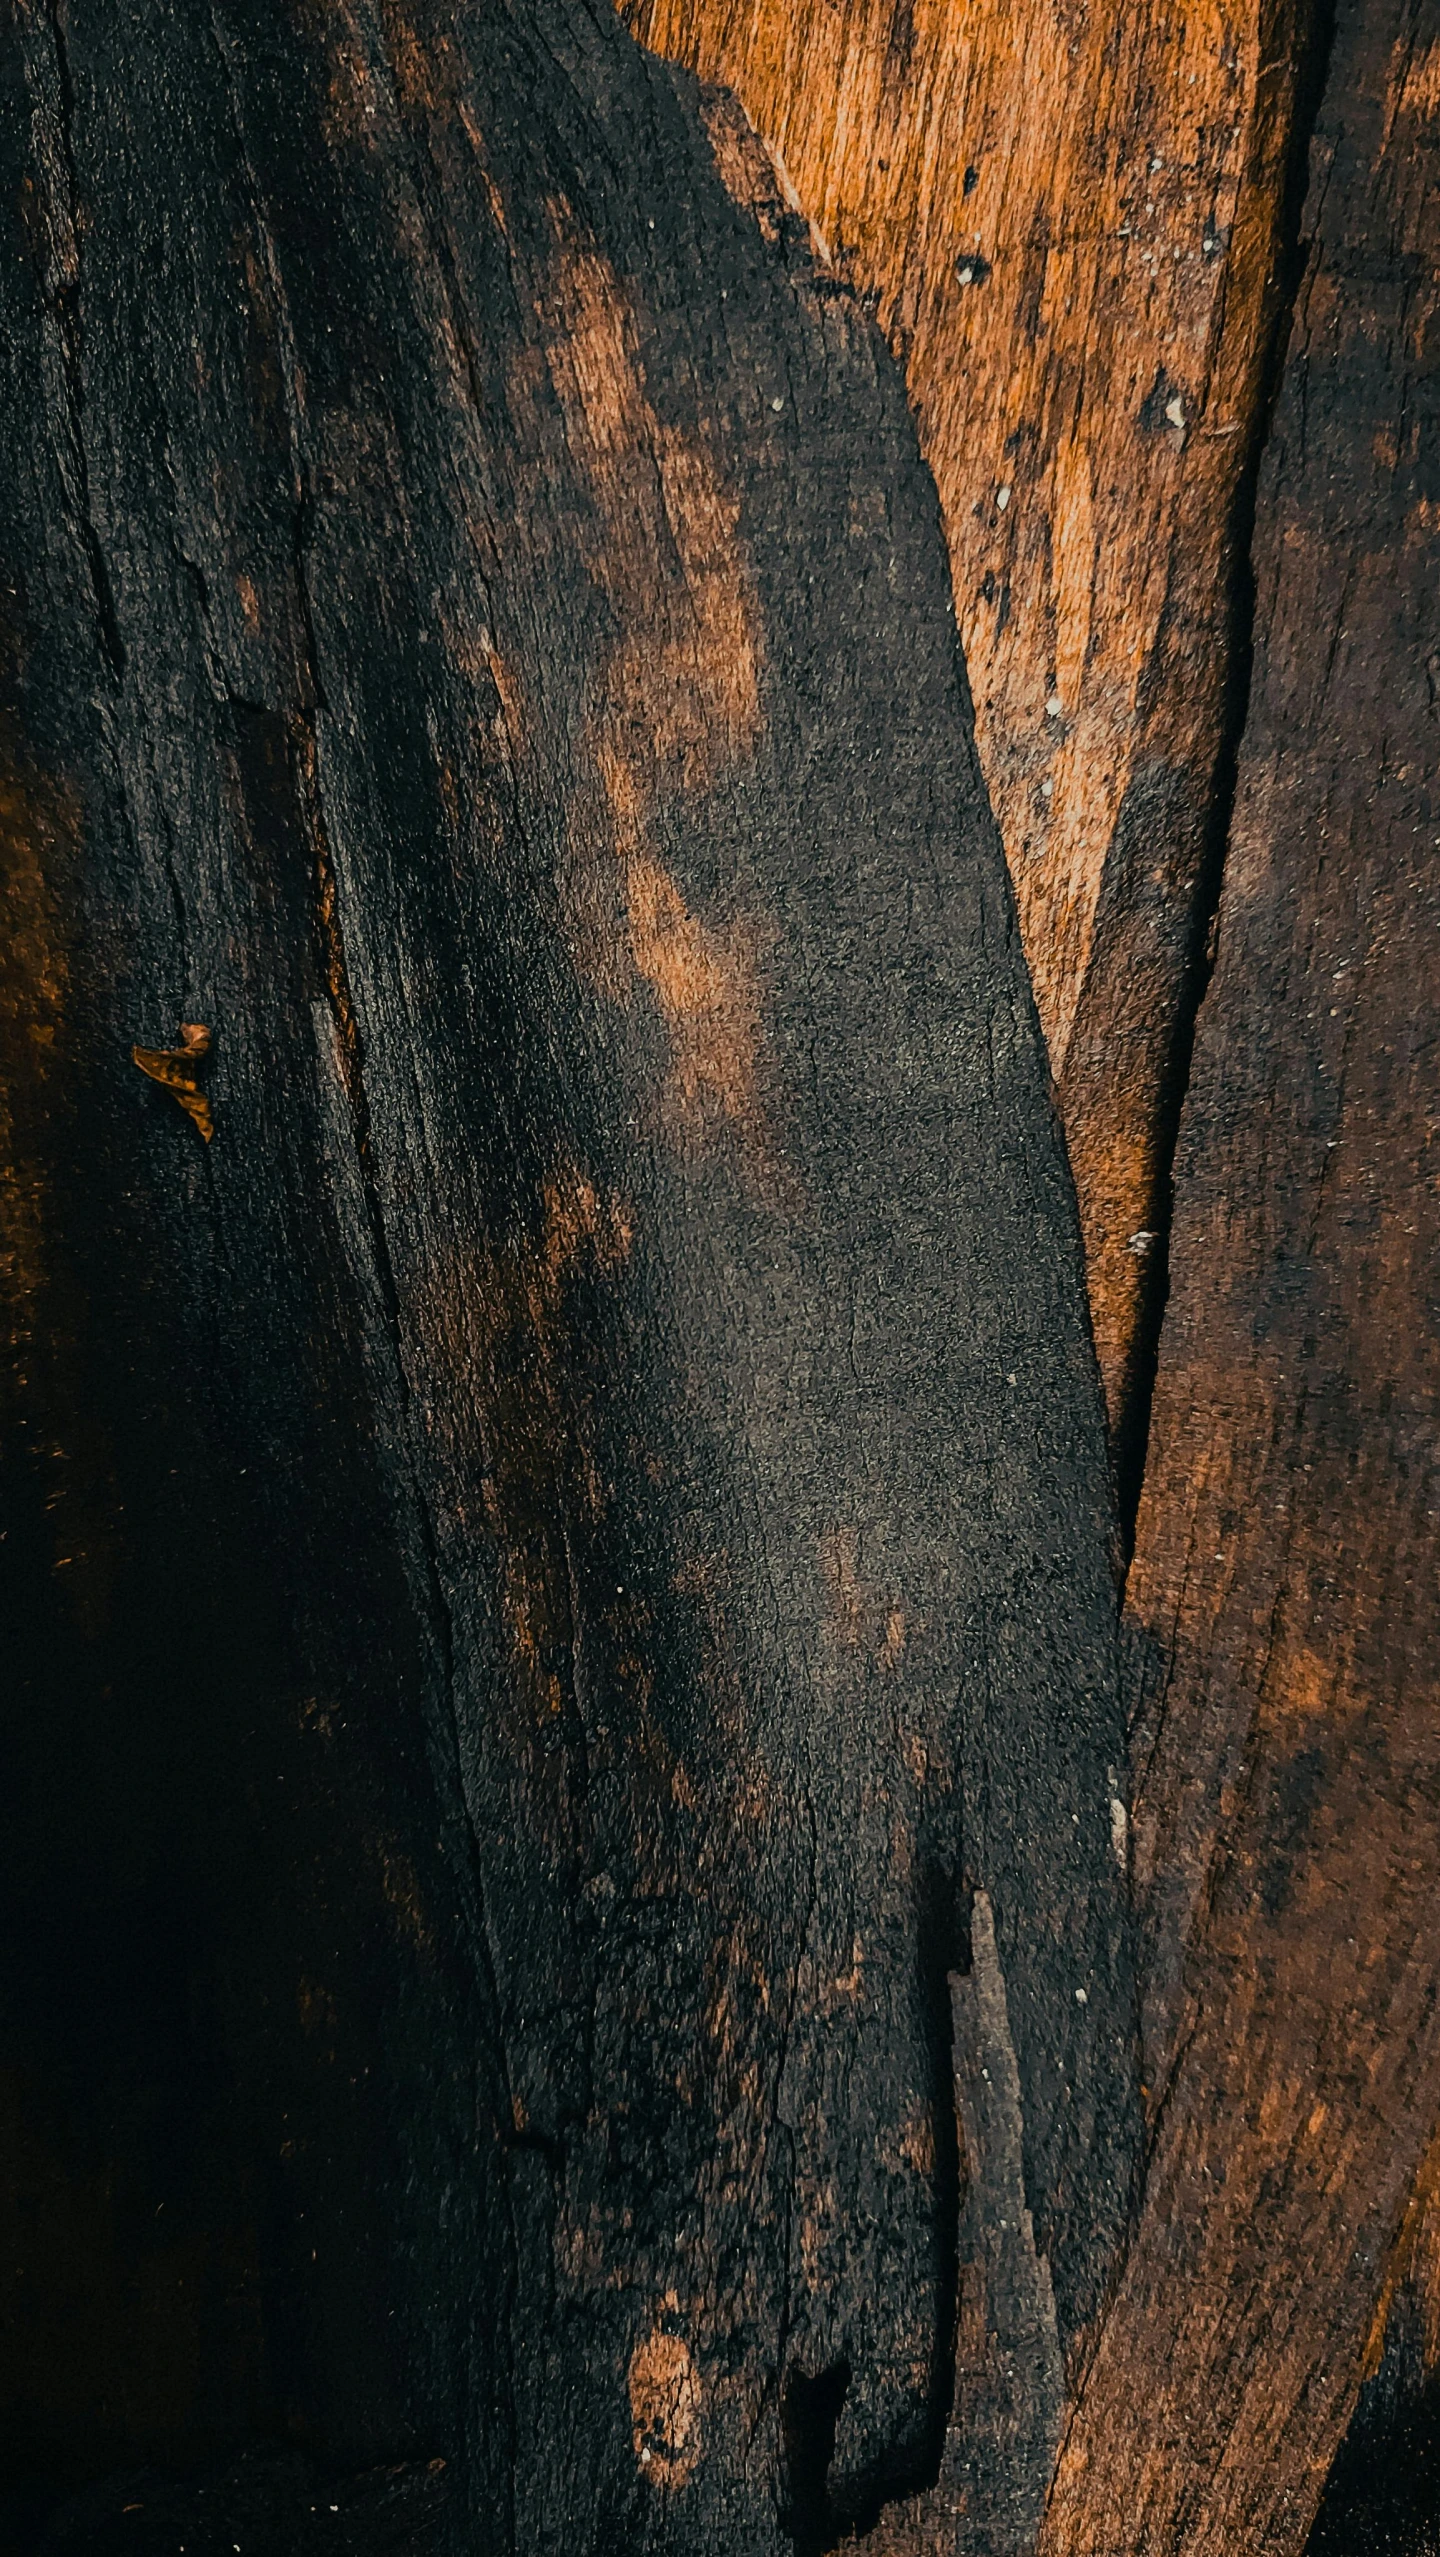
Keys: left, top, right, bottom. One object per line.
{"left": 1112, "top": 0, "right": 1341, "bottom": 1542}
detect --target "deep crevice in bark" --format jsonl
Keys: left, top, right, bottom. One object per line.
{"left": 779, "top": 2357, "right": 850, "bottom": 2554}
{"left": 1112, "top": 0, "right": 1340, "bottom": 1547}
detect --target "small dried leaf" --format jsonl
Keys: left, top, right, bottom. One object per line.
{"left": 132, "top": 1021, "right": 214, "bottom": 1141}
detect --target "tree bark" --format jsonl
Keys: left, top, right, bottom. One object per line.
{"left": 3, "top": 0, "right": 1436, "bottom": 2551}
{"left": 2, "top": 2, "right": 1135, "bottom": 2549}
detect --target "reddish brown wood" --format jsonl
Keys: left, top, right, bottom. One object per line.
{"left": 1038, "top": 0, "right": 1440, "bottom": 2542}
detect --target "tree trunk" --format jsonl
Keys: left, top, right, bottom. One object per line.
{"left": 1, "top": 0, "right": 1434, "bottom": 2553}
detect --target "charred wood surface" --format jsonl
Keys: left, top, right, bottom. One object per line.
{"left": 0, "top": 2, "right": 1138, "bottom": 2548}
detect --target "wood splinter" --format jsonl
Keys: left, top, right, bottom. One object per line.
{"left": 131, "top": 1022, "right": 214, "bottom": 1142}
{"left": 855, "top": 1892, "right": 1063, "bottom": 2555}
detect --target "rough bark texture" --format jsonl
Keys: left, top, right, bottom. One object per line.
{"left": 1038, "top": 0, "right": 1440, "bottom": 2543}
{"left": 0, "top": 2, "right": 1138, "bottom": 2549}
{"left": 5, "top": 0, "right": 1436, "bottom": 2546}
{"left": 620, "top": 0, "right": 1320, "bottom": 1464}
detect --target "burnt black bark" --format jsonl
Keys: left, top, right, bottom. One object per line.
{"left": 1, "top": 3, "right": 1139, "bottom": 2550}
